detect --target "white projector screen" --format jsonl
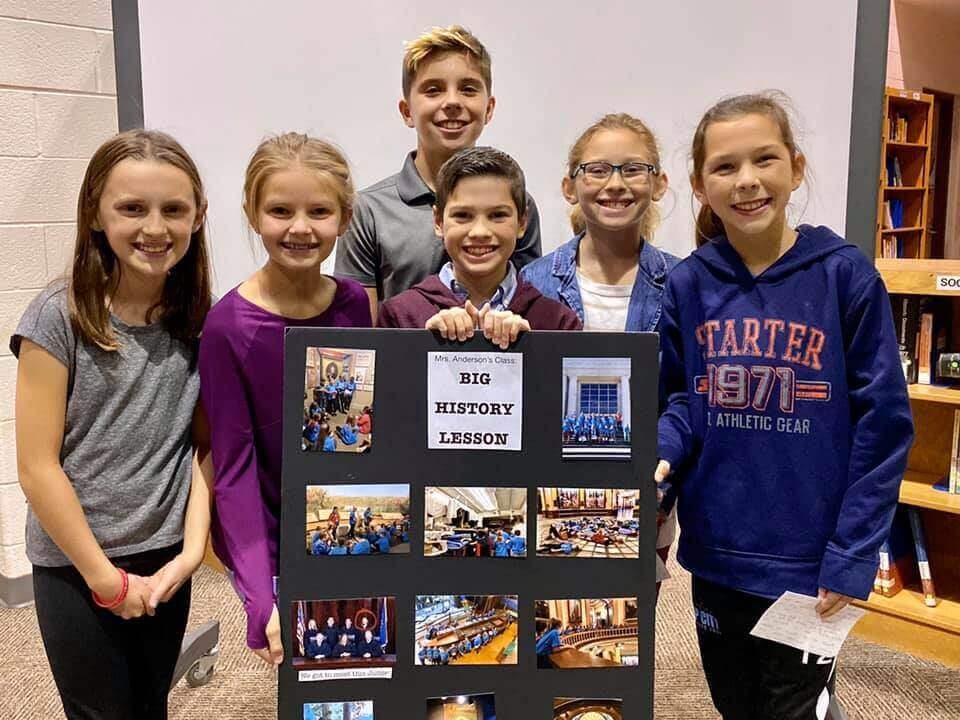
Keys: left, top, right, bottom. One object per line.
{"left": 137, "top": 0, "right": 859, "bottom": 295}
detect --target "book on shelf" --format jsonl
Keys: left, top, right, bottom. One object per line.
{"left": 876, "top": 506, "right": 918, "bottom": 598}
{"left": 886, "top": 156, "right": 904, "bottom": 186}
{"left": 949, "top": 410, "right": 959, "bottom": 495}
{"left": 916, "top": 297, "right": 951, "bottom": 385}
{"left": 906, "top": 507, "right": 938, "bottom": 608}
{"left": 918, "top": 311, "right": 933, "bottom": 384}
{"left": 890, "top": 295, "right": 920, "bottom": 383}
{"left": 887, "top": 112, "right": 910, "bottom": 142}
{"left": 890, "top": 198, "right": 904, "bottom": 228}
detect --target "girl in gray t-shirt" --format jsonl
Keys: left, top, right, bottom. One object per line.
{"left": 12, "top": 129, "right": 213, "bottom": 719}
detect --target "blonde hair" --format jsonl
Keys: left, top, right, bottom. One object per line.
{"left": 71, "top": 129, "right": 211, "bottom": 350}
{"left": 402, "top": 25, "right": 491, "bottom": 98}
{"left": 567, "top": 113, "right": 662, "bottom": 240}
{"left": 691, "top": 91, "right": 804, "bottom": 247}
{"left": 243, "top": 132, "right": 354, "bottom": 230}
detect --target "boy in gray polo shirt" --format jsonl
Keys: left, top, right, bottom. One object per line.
{"left": 335, "top": 25, "right": 541, "bottom": 317}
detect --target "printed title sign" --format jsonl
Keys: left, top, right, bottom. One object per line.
{"left": 427, "top": 352, "right": 523, "bottom": 450}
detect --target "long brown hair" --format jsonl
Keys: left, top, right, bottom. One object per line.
{"left": 691, "top": 91, "right": 804, "bottom": 247}
{"left": 70, "top": 129, "right": 212, "bottom": 350}
{"left": 567, "top": 113, "right": 662, "bottom": 240}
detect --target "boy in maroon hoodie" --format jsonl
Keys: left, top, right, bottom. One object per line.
{"left": 377, "top": 146, "right": 581, "bottom": 345}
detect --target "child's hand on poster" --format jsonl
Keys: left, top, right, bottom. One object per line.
{"left": 425, "top": 301, "right": 480, "bottom": 342}
{"left": 425, "top": 301, "right": 530, "bottom": 348}
{"left": 654, "top": 460, "right": 671, "bottom": 502}
{"left": 477, "top": 303, "right": 530, "bottom": 350}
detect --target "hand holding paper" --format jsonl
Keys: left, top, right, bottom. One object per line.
{"left": 749, "top": 591, "right": 865, "bottom": 658}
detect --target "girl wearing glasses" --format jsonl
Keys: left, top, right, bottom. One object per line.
{"left": 521, "top": 112, "right": 680, "bottom": 592}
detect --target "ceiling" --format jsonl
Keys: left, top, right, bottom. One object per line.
{"left": 429, "top": 487, "right": 527, "bottom": 515}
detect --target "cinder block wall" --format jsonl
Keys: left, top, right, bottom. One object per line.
{"left": 0, "top": 0, "right": 117, "bottom": 605}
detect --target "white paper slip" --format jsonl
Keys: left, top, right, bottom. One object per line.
{"left": 749, "top": 591, "right": 866, "bottom": 658}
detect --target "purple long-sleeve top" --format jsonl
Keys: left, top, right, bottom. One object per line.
{"left": 198, "top": 280, "right": 371, "bottom": 649}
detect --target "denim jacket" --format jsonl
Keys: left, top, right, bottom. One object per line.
{"left": 520, "top": 232, "right": 681, "bottom": 331}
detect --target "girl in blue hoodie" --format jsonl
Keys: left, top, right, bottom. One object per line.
{"left": 656, "top": 92, "right": 913, "bottom": 720}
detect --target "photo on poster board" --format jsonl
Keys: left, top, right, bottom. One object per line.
{"left": 424, "top": 487, "right": 526, "bottom": 558}
{"left": 553, "top": 697, "right": 624, "bottom": 720}
{"left": 306, "top": 484, "right": 410, "bottom": 556}
{"left": 303, "top": 700, "right": 375, "bottom": 720}
{"left": 426, "top": 692, "right": 496, "bottom": 720}
{"left": 303, "top": 347, "right": 375, "bottom": 454}
{"left": 561, "top": 358, "right": 631, "bottom": 460}
{"left": 536, "top": 488, "right": 638, "bottom": 558}
{"left": 415, "top": 595, "right": 518, "bottom": 666}
{"left": 292, "top": 597, "right": 396, "bottom": 681}
{"left": 535, "top": 598, "right": 638, "bottom": 669}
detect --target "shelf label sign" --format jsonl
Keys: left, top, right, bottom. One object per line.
{"left": 427, "top": 351, "right": 523, "bottom": 450}
{"left": 935, "top": 275, "right": 960, "bottom": 292}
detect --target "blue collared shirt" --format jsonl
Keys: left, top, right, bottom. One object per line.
{"left": 437, "top": 261, "right": 518, "bottom": 312}
{"left": 519, "top": 232, "right": 680, "bottom": 332}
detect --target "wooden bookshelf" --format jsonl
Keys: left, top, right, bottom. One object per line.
{"left": 857, "top": 590, "right": 960, "bottom": 635}
{"left": 876, "top": 258, "right": 960, "bottom": 295}
{"left": 899, "top": 469, "right": 960, "bottom": 514}
{"left": 876, "top": 88, "right": 934, "bottom": 259}
{"left": 867, "top": 98, "right": 960, "bottom": 663}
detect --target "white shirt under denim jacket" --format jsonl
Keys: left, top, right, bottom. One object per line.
{"left": 519, "top": 232, "right": 681, "bottom": 332}
{"left": 520, "top": 231, "right": 681, "bottom": 580}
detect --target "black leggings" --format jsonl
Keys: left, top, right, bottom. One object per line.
{"left": 33, "top": 543, "right": 191, "bottom": 720}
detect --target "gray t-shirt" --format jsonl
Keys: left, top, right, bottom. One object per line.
{"left": 11, "top": 282, "right": 199, "bottom": 566}
{"left": 334, "top": 150, "right": 542, "bottom": 302}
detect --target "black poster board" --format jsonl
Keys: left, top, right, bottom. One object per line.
{"left": 279, "top": 328, "right": 658, "bottom": 720}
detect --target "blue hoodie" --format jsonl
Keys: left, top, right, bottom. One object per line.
{"left": 658, "top": 225, "right": 913, "bottom": 600}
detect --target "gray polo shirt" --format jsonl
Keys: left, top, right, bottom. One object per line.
{"left": 334, "top": 151, "right": 542, "bottom": 301}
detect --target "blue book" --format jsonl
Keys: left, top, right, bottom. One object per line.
{"left": 906, "top": 507, "right": 938, "bottom": 607}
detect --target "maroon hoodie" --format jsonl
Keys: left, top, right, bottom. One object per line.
{"left": 377, "top": 274, "right": 582, "bottom": 330}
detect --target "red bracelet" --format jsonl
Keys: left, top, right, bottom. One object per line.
{"left": 92, "top": 568, "right": 128, "bottom": 609}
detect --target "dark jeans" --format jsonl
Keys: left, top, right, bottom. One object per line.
{"left": 692, "top": 575, "right": 836, "bottom": 720}
{"left": 33, "top": 543, "right": 191, "bottom": 720}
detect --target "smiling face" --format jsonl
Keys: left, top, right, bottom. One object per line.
{"left": 96, "top": 158, "right": 201, "bottom": 285}
{"left": 400, "top": 51, "right": 495, "bottom": 162}
{"left": 693, "top": 113, "right": 804, "bottom": 244}
{"left": 252, "top": 165, "right": 345, "bottom": 273}
{"left": 435, "top": 175, "right": 527, "bottom": 289}
{"left": 562, "top": 128, "right": 666, "bottom": 235}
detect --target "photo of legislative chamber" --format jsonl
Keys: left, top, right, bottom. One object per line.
{"left": 414, "top": 595, "right": 518, "bottom": 666}
{"left": 537, "top": 488, "right": 639, "bottom": 558}
{"left": 424, "top": 486, "right": 527, "bottom": 558}
{"left": 535, "top": 598, "right": 638, "bottom": 669}
{"left": 553, "top": 697, "right": 623, "bottom": 720}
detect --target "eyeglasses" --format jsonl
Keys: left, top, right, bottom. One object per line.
{"left": 572, "top": 161, "right": 659, "bottom": 183}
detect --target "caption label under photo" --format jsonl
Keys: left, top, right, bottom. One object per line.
{"left": 293, "top": 597, "right": 396, "bottom": 682}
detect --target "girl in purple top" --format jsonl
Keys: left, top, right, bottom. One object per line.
{"left": 199, "top": 133, "right": 371, "bottom": 665}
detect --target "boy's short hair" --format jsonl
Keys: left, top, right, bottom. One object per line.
{"left": 434, "top": 146, "right": 527, "bottom": 219}
{"left": 402, "top": 25, "right": 492, "bottom": 98}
